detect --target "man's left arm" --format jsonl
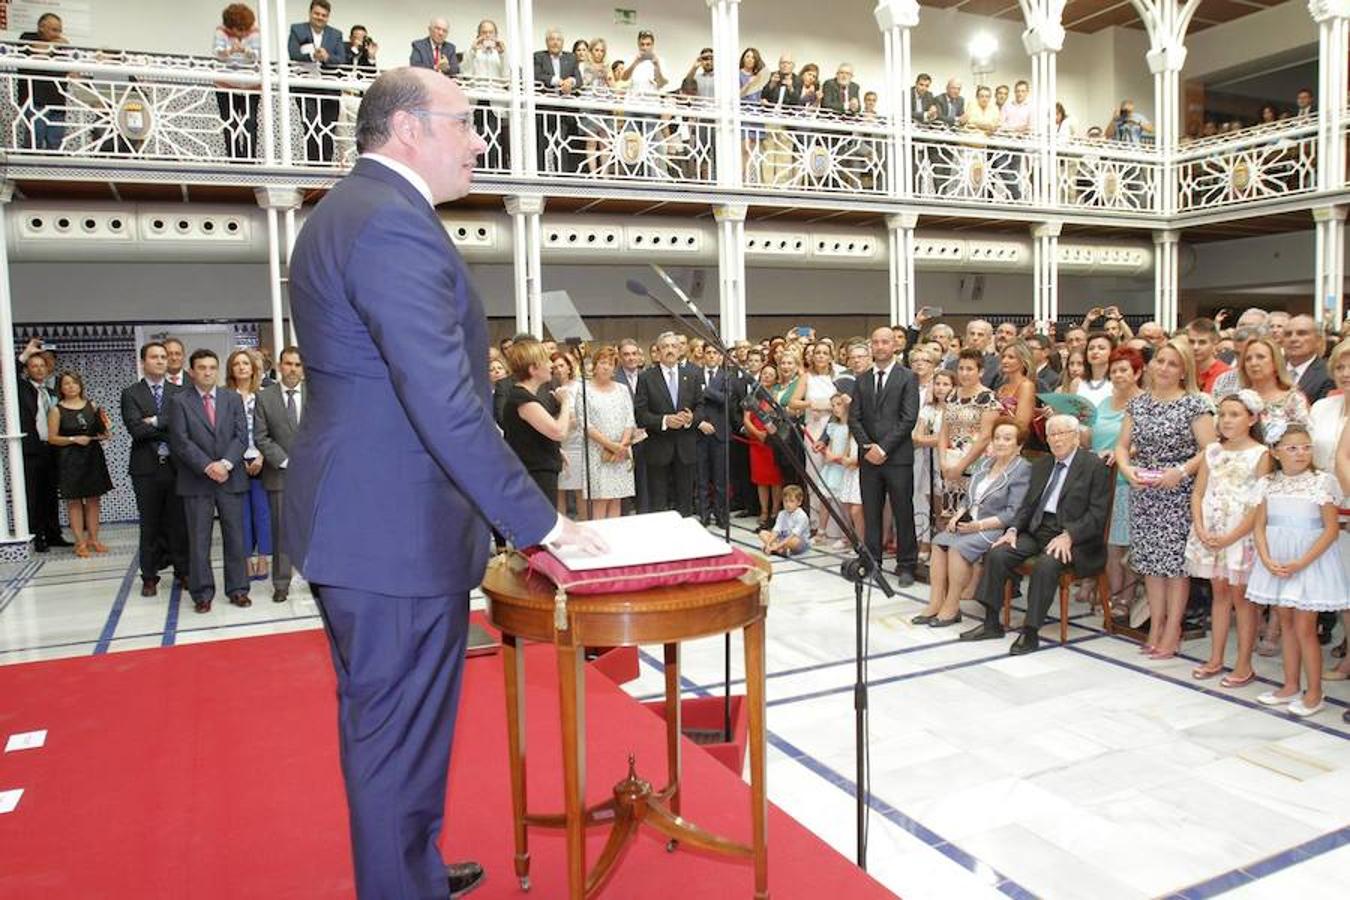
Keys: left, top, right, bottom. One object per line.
{"left": 1065, "top": 458, "right": 1111, "bottom": 545}
{"left": 223, "top": 396, "right": 248, "bottom": 468}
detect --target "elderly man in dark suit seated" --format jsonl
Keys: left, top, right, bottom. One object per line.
{"left": 960, "top": 413, "right": 1111, "bottom": 655}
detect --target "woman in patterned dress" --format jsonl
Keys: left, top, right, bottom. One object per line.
{"left": 1116, "top": 338, "right": 1218, "bottom": 659}
{"left": 937, "top": 349, "right": 998, "bottom": 527}
{"left": 581, "top": 346, "right": 635, "bottom": 519}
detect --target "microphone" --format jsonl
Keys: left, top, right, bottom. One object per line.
{"left": 625, "top": 279, "right": 650, "bottom": 297}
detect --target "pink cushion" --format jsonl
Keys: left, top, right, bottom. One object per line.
{"left": 525, "top": 547, "right": 759, "bottom": 595}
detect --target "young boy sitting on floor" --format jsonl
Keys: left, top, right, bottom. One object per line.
{"left": 759, "top": 484, "right": 810, "bottom": 557}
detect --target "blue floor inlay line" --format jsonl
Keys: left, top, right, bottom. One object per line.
{"left": 161, "top": 577, "right": 182, "bottom": 648}
{"left": 93, "top": 553, "right": 139, "bottom": 655}
{"left": 1162, "top": 825, "right": 1350, "bottom": 899}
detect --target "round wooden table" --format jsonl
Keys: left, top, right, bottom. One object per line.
{"left": 481, "top": 552, "right": 772, "bottom": 900}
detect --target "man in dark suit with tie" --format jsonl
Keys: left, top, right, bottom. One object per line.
{"left": 120, "top": 341, "right": 189, "bottom": 596}
{"left": 961, "top": 414, "right": 1112, "bottom": 654}
{"left": 285, "top": 68, "right": 598, "bottom": 899}
{"left": 16, "top": 338, "right": 68, "bottom": 552}
{"left": 1285, "top": 314, "right": 1334, "bottom": 403}
{"left": 167, "top": 349, "right": 250, "bottom": 613}
{"left": 533, "top": 29, "right": 581, "bottom": 173}
{"left": 849, "top": 327, "right": 921, "bottom": 586}
{"left": 251, "top": 346, "right": 304, "bottom": 604}
{"left": 910, "top": 72, "right": 937, "bottom": 124}
{"left": 695, "top": 346, "right": 730, "bottom": 529}
{"left": 935, "top": 77, "right": 967, "bottom": 127}
{"left": 635, "top": 331, "right": 702, "bottom": 517}
{"left": 288, "top": 0, "right": 348, "bottom": 162}
{"left": 822, "top": 64, "right": 862, "bottom": 116}
{"left": 409, "top": 17, "right": 458, "bottom": 77}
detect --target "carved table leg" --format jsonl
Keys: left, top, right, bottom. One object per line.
{"left": 502, "top": 634, "right": 531, "bottom": 890}
{"left": 745, "top": 616, "right": 770, "bottom": 900}
{"left": 663, "top": 642, "right": 682, "bottom": 818}
{"left": 557, "top": 638, "right": 587, "bottom": 899}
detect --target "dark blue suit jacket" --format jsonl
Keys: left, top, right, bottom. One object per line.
{"left": 288, "top": 23, "right": 348, "bottom": 69}
{"left": 409, "top": 38, "right": 459, "bottom": 76}
{"left": 285, "top": 158, "right": 557, "bottom": 596}
{"left": 167, "top": 388, "right": 249, "bottom": 496}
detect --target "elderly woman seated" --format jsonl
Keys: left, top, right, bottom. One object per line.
{"left": 912, "top": 416, "right": 1031, "bottom": 627}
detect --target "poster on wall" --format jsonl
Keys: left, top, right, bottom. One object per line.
{"left": 0, "top": 0, "right": 93, "bottom": 45}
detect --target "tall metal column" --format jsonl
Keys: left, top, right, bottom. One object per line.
{"left": 1032, "top": 221, "right": 1062, "bottom": 325}
{"left": 0, "top": 183, "right": 30, "bottom": 547}
{"left": 1153, "top": 230, "right": 1180, "bottom": 332}
{"left": 1022, "top": 3, "right": 1065, "bottom": 207}
{"left": 1311, "top": 0, "right": 1349, "bottom": 195}
{"left": 886, "top": 212, "right": 918, "bottom": 326}
{"left": 707, "top": 0, "right": 744, "bottom": 190}
{"left": 1313, "top": 205, "right": 1347, "bottom": 325}
{"left": 505, "top": 195, "right": 545, "bottom": 336}
{"left": 254, "top": 188, "right": 304, "bottom": 352}
{"left": 874, "top": 1, "right": 920, "bottom": 198}
{"left": 715, "top": 204, "right": 748, "bottom": 342}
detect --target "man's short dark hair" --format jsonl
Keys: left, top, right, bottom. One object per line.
{"left": 189, "top": 348, "right": 218, "bottom": 368}
{"left": 355, "top": 69, "right": 432, "bottom": 154}
{"left": 700, "top": 47, "right": 713, "bottom": 56}
{"left": 36, "top": 13, "right": 61, "bottom": 27}
{"left": 1026, "top": 334, "right": 1051, "bottom": 351}
{"left": 1186, "top": 317, "right": 1219, "bottom": 339}
{"left": 916, "top": 72, "right": 931, "bottom": 83}
{"left": 139, "top": 341, "right": 166, "bottom": 361}
{"left": 637, "top": 30, "right": 654, "bottom": 41}
{"left": 279, "top": 345, "right": 304, "bottom": 364}
{"left": 1014, "top": 79, "right": 1029, "bottom": 90}
{"left": 310, "top": 0, "right": 332, "bottom": 12}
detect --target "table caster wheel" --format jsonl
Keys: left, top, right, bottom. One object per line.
{"left": 666, "top": 839, "right": 679, "bottom": 853}
{"left": 519, "top": 876, "right": 531, "bottom": 891}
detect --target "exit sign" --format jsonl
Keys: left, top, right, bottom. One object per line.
{"left": 614, "top": 8, "right": 637, "bottom": 26}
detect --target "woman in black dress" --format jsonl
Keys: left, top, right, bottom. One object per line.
{"left": 502, "top": 338, "right": 573, "bottom": 498}
{"left": 46, "top": 371, "right": 113, "bottom": 558}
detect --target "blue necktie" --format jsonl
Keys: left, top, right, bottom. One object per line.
{"left": 151, "top": 383, "right": 169, "bottom": 459}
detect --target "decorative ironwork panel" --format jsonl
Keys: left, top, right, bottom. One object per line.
{"left": 914, "top": 135, "right": 1037, "bottom": 205}
{"left": 1175, "top": 126, "right": 1318, "bottom": 211}
{"left": 536, "top": 103, "right": 717, "bottom": 185}
{"left": 1056, "top": 149, "right": 1158, "bottom": 212}
{"left": 742, "top": 115, "right": 889, "bottom": 195}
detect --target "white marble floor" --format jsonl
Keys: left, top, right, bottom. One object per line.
{"left": 3, "top": 520, "right": 1348, "bottom": 899}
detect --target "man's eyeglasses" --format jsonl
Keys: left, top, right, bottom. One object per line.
{"left": 411, "top": 109, "right": 475, "bottom": 135}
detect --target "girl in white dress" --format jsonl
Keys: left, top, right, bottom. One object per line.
{"left": 1184, "top": 392, "right": 1271, "bottom": 687}
{"left": 819, "top": 393, "right": 860, "bottom": 550}
{"left": 1247, "top": 423, "right": 1349, "bottom": 718}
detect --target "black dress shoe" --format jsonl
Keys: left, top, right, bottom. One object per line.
{"left": 894, "top": 570, "right": 916, "bottom": 588}
{"left": 272, "top": 589, "right": 288, "bottom": 603}
{"left": 46, "top": 534, "right": 73, "bottom": 548}
{"left": 930, "top": 613, "right": 963, "bottom": 628}
{"left": 959, "top": 622, "right": 1005, "bottom": 642}
{"left": 33, "top": 536, "right": 49, "bottom": 553}
{"left": 141, "top": 578, "right": 159, "bottom": 598}
{"left": 193, "top": 598, "right": 212, "bottom": 614}
{"left": 229, "top": 592, "right": 252, "bottom": 608}
{"left": 447, "top": 861, "right": 484, "bottom": 897}
{"left": 1010, "top": 630, "right": 1041, "bottom": 655}
{"left": 911, "top": 613, "right": 936, "bottom": 625}
{"left": 176, "top": 574, "right": 190, "bottom": 590}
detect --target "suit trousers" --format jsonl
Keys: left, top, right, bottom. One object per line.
{"left": 631, "top": 442, "right": 650, "bottom": 515}
{"left": 975, "top": 515, "right": 1066, "bottom": 630}
{"left": 695, "top": 435, "right": 728, "bottom": 525}
{"left": 729, "top": 436, "right": 757, "bottom": 515}
{"left": 861, "top": 462, "right": 917, "bottom": 572}
{"left": 131, "top": 464, "right": 188, "bottom": 580}
{"left": 313, "top": 584, "right": 468, "bottom": 900}
{"left": 182, "top": 491, "right": 247, "bottom": 601}
{"left": 266, "top": 489, "right": 293, "bottom": 591}
{"left": 647, "top": 458, "right": 695, "bottom": 518}
{"left": 22, "top": 448, "right": 61, "bottom": 540}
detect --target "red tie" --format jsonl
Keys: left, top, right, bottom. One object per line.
{"left": 203, "top": 392, "right": 216, "bottom": 427}
{"left": 433, "top": 46, "right": 440, "bottom": 69}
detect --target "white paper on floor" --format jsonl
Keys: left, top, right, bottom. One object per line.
{"left": 5, "top": 730, "right": 47, "bottom": 752}
{"left": 0, "top": 788, "right": 23, "bottom": 814}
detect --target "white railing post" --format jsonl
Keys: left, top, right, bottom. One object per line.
{"left": 708, "top": 0, "right": 743, "bottom": 190}
{"left": 0, "top": 182, "right": 30, "bottom": 547}
{"left": 1153, "top": 230, "right": 1180, "bottom": 332}
{"left": 505, "top": 195, "right": 545, "bottom": 337}
{"left": 254, "top": 187, "right": 304, "bottom": 351}
{"left": 715, "top": 204, "right": 748, "bottom": 341}
{"left": 875, "top": 1, "right": 920, "bottom": 199}
{"left": 1144, "top": 0, "right": 1188, "bottom": 218}
{"left": 1313, "top": 205, "right": 1347, "bottom": 325}
{"left": 514, "top": 0, "right": 537, "bottom": 178}
{"left": 1032, "top": 221, "right": 1062, "bottom": 325}
{"left": 1022, "top": 1, "right": 1065, "bottom": 208}
{"left": 1310, "top": 0, "right": 1349, "bottom": 194}
{"left": 256, "top": 0, "right": 276, "bottom": 164}
{"left": 272, "top": 0, "right": 293, "bottom": 167}
{"left": 886, "top": 212, "right": 918, "bottom": 326}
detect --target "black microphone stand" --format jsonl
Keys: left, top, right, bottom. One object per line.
{"left": 630, "top": 273, "right": 891, "bottom": 869}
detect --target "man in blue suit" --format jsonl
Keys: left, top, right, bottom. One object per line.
{"left": 286, "top": 67, "right": 599, "bottom": 899}
{"left": 288, "top": 0, "right": 348, "bottom": 162}
{"left": 167, "top": 349, "right": 250, "bottom": 613}
{"left": 409, "top": 17, "right": 458, "bottom": 77}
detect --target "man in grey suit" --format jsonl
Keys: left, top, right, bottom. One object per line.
{"left": 168, "top": 349, "right": 250, "bottom": 613}
{"left": 252, "top": 346, "right": 304, "bottom": 604}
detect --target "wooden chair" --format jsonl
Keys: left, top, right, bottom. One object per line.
{"left": 1001, "top": 466, "right": 1116, "bottom": 643}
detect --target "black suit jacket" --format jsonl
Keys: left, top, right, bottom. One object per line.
{"left": 1011, "top": 451, "right": 1111, "bottom": 575}
{"left": 822, "top": 78, "right": 860, "bottom": 115}
{"left": 410, "top": 37, "right": 459, "bottom": 76}
{"left": 634, "top": 364, "right": 702, "bottom": 466}
{"left": 762, "top": 72, "right": 802, "bottom": 108}
{"left": 936, "top": 93, "right": 965, "bottom": 126}
{"left": 121, "top": 379, "right": 185, "bottom": 476}
{"left": 848, "top": 364, "right": 920, "bottom": 467}
{"left": 1296, "top": 357, "right": 1334, "bottom": 404}
{"left": 288, "top": 23, "right": 348, "bottom": 69}
{"left": 16, "top": 368, "right": 54, "bottom": 457}
{"left": 909, "top": 86, "right": 936, "bottom": 123}
{"left": 533, "top": 50, "right": 580, "bottom": 90}
{"left": 167, "top": 388, "right": 249, "bottom": 496}
{"left": 696, "top": 368, "right": 731, "bottom": 442}
{"left": 1035, "top": 366, "right": 1062, "bottom": 393}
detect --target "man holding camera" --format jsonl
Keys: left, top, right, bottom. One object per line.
{"left": 1106, "top": 99, "right": 1153, "bottom": 145}
{"left": 622, "top": 30, "right": 667, "bottom": 98}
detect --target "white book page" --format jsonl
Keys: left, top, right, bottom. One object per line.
{"left": 550, "top": 511, "right": 732, "bottom": 572}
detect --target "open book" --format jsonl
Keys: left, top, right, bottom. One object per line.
{"left": 549, "top": 511, "right": 732, "bottom": 572}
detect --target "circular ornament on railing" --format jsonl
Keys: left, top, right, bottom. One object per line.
{"left": 1100, "top": 169, "right": 1121, "bottom": 201}
{"left": 1230, "top": 160, "right": 1252, "bottom": 192}
{"left": 967, "top": 156, "right": 985, "bottom": 190}
{"left": 117, "top": 93, "right": 153, "bottom": 143}
{"left": 805, "top": 144, "right": 833, "bottom": 179}
{"left": 618, "top": 129, "right": 645, "bottom": 166}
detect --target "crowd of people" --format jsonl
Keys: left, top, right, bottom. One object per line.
{"left": 487, "top": 305, "right": 1350, "bottom": 722}
{"left": 18, "top": 336, "right": 305, "bottom": 612}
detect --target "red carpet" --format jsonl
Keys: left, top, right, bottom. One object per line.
{"left": 0, "top": 630, "right": 894, "bottom": 899}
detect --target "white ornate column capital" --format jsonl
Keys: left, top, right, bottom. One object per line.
{"left": 886, "top": 212, "right": 918, "bottom": 230}
{"left": 1313, "top": 205, "right": 1348, "bottom": 223}
{"left": 1031, "top": 221, "right": 1062, "bottom": 239}
{"left": 714, "top": 204, "right": 748, "bottom": 223}
{"left": 0, "top": 183, "right": 14, "bottom": 205}
{"left": 1152, "top": 230, "right": 1181, "bottom": 246}
{"left": 1308, "top": 0, "right": 1350, "bottom": 21}
{"left": 504, "top": 195, "right": 546, "bottom": 216}
{"left": 253, "top": 187, "right": 304, "bottom": 211}
{"left": 1145, "top": 43, "right": 1187, "bottom": 74}
{"left": 874, "top": 0, "right": 921, "bottom": 31}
